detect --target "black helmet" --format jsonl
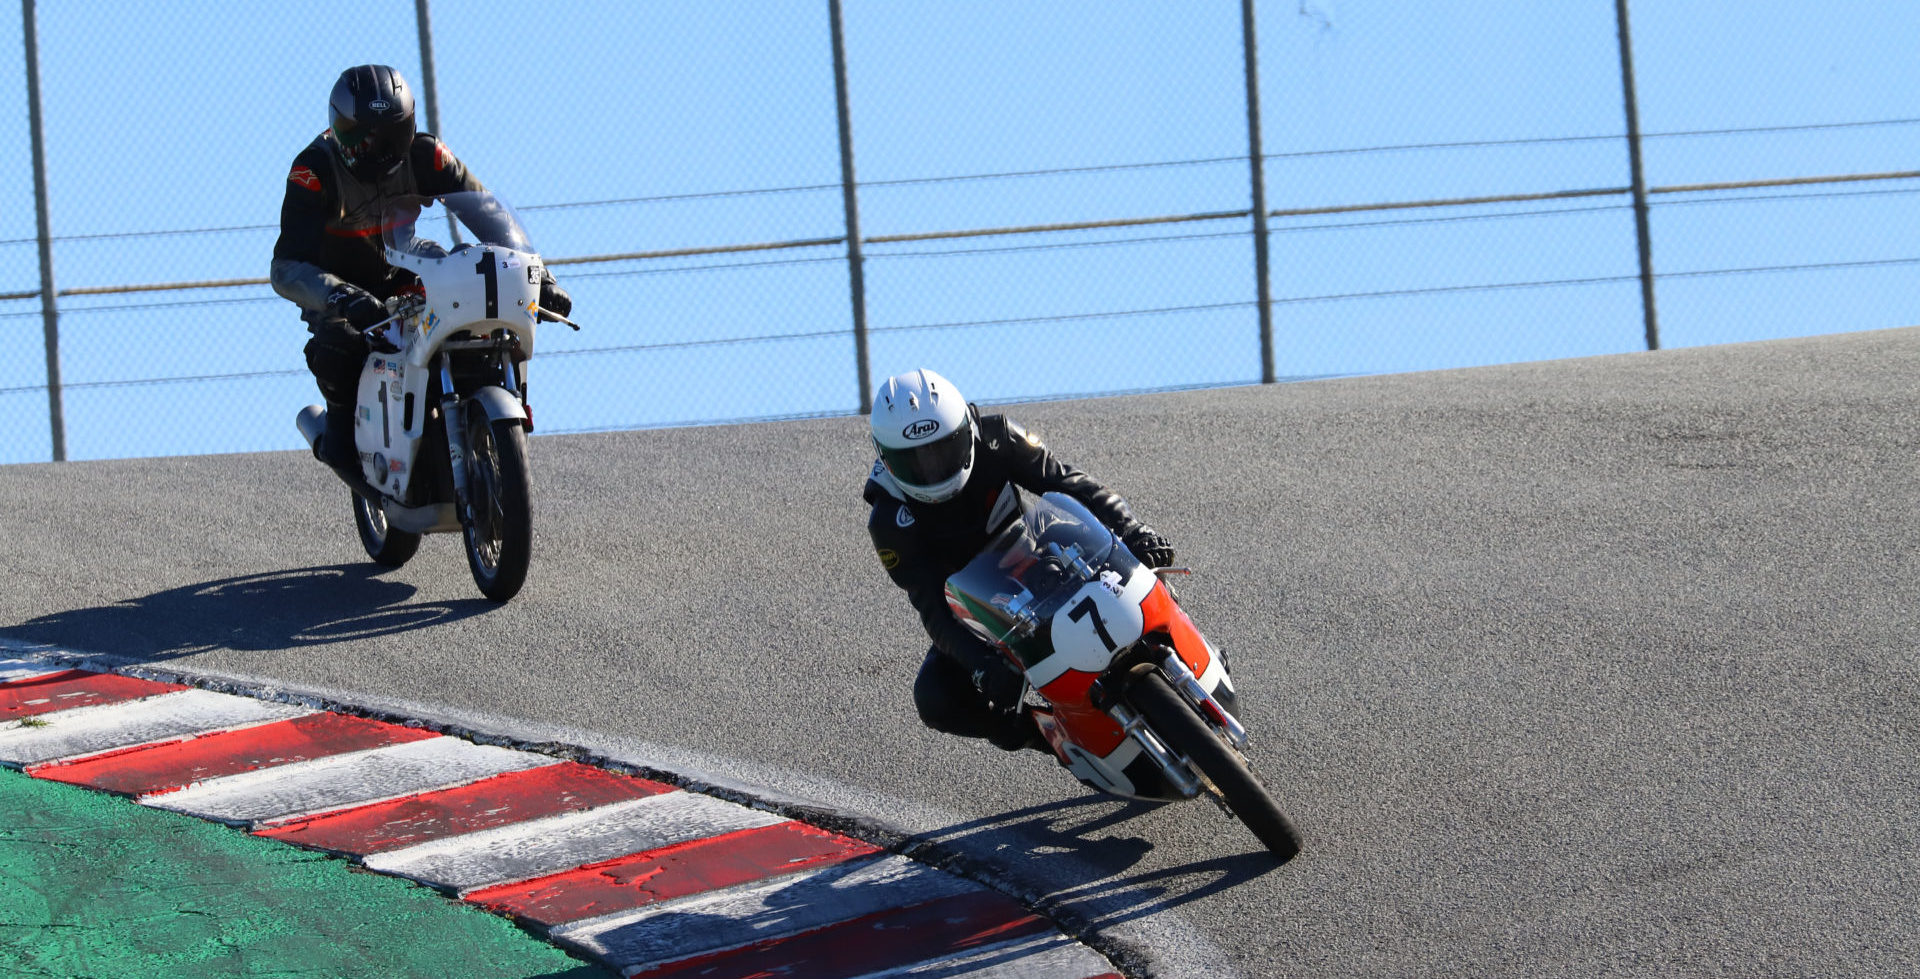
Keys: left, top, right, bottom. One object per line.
{"left": 328, "top": 65, "right": 416, "bottom": 181}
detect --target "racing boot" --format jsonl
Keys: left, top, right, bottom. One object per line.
{"left": 318, "top": 401, "right": 359, "bottom": 475}
{"left": 298, "top": 402, "right": 369, "bottom": 493}
{"left": 989, "top": 706, "right": 1057, "bottom": 758}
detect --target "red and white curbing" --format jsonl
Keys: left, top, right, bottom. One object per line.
{"left": 0, "top": 658, "right": 1122, "bottom": 979}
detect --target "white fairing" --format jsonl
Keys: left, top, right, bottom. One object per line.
{"left": 385, "top": 243, "right": 543, "bottom": 367}
{"left": 352, "top": 241, "right": 541, "bottom": 498}
{"left": 1061, "top": 737, "right": 1145, "bottom": 797}
{"left": 354, "top": 353, "right": 427, "bottom": 495}
{"left": 1024, "top": 565, "right": 1155, "bottom": 689}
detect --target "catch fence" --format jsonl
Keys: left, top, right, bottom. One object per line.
{"left": 3, "top": 1, "right": 1915, "bottom": 462}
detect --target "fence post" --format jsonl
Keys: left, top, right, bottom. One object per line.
{"left": 828, "top": 0, "right": 871, "bottom": 414}
{"left": 413, "top": 0, "right": 461, "bottom": 245}
{"left": 1241, "top": 0, "right": 1275, "bottom": 383}
{"left": 23, "top": 0, "right": 64, "bottom": 461}
{"left": 1614, "top": 0, "right": 1660, "bottom": 351}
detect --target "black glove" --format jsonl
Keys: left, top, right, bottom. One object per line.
{"left": 539, "top": 270, "right": 572, "bottom": 319}
{"left": 1124, "top": 527, "right": 1176, "bottom": 568}
{"left": 973, "top": 660, "right": 1027, "bottom": 713}
{"left": 326, "top": 285, "right": 387, "bottom": 331}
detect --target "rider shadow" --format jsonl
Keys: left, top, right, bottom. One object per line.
{"left": 910, "top": 794, "right": 1161, "bottom": 866}
{"left": 906, "top": 792, "right": 1284, "bottom": 930}
{"left": 1046, "top": 851, "right": 1280, "bottom": 932}
{"left": 574, "top": 853, "right": 1104, "bottom": 976}
{"left": 1, "top": 565, "right": 496, "bottom": 665}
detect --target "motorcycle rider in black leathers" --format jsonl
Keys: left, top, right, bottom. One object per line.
{"left": 272, "top": 64, "right": 571, "bottom": 476}
{"left": 863, "top": 369, "right": 1177, "bottom": 752}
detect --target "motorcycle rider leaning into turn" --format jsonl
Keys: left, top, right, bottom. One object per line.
{"left": 863, "top": 368, "right": 1178, "bottom": 754}
{"left": 271, "top": 64, "right": 571, "bottom": 477}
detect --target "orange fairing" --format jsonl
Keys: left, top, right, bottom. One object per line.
{"left": 1140, "top": 580, "right": 1213, "bottom": 678}
{"left": 1032, "top": 578, "right": 1213, "bottom": 758}
{"left": 1036, "top": 669, "right": 1124, "bottom": 755}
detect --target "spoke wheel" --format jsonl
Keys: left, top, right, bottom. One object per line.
{"left": 462, "top": 408, "right": 532, "bottom": 602}
{"left": 353, "top": 491, "right": 420, "bottom": 567}
{"left": 1130, "top": 671, "right": 1302, "bottom": 861}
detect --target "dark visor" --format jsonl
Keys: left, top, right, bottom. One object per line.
{"left": 880, "top": 422, "right": 973, "bottom": 487}
{"left": 339, "top": 120, "right": 409, "bottom": 168}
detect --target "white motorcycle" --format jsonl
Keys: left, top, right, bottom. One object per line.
{"left": 297, "top": 191, "right": 570, "bottom": 602}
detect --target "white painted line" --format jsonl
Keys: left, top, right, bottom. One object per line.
{"left": 0, "top": 689, "right": 313, "bottom": 767}
{"left": 852, "top": 934, "right": 1117, "bottom": 979}
{"left": 141, "top": 737, "right": 561, "bottom": 826}
{"left": 365, "top": 790, "right": 787, "bottom": 893}
{"left": 0, "top": 658, "right": 64, "bottom": 684}
{"left": 553, "top": 854, "right": 978, "bottom": 970}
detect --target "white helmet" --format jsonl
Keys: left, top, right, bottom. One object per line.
{"left": 871, "top": 369, "right": 975, "bottom": 504}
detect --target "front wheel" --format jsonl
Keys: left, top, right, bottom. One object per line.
{"left": 353, "top": 492, "right": 421, "bottom": 567}
{"left": 461, "top": 408, "right": 532, "bottom": 602}
{"left": 1130, "top": 671, "right": 1301, "bottom": 861}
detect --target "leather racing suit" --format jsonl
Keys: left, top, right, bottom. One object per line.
{"left": 271, "top": 131, "right": 485, "bottom": 407}
{"left": 864, "top": 410, "right": 1153, "bottom": 749}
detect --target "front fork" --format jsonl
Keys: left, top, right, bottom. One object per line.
{"left": 439, "top": 355, "right": 473, "bottom": 520}
{"left": 1109, "top": 698, "right": 1204, "bottom": 797}
{"left": 1106, "top": 649, "right": 1251, "bottom": 799}
{"left": 1162, "top": 650, "right": 1249, "bottom": 749}
{"left": 437, "top": 343, "right": 524, "bottom": 526}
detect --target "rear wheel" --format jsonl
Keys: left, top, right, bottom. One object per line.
{"left": 461, "top": 408, "right": 532, "bottom": 602}
{"left": 353, "top": 492, "right": 420, "bottom": 567}
{"left": 1130, "top": 671, "right": 1301, "bottom": 861}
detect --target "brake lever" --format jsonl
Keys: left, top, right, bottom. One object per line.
{"left": 537, "top": 308, "right": 581, "bottom": 331}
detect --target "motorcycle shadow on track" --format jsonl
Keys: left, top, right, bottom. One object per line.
{"left": 908, "top": 795, "right": 1283, "bottom": 929}
{"left": 585, "top": 854, "right": 1105, "bottom": 974}
{"left": 1, "top": 566, "right": 495, "bottom": 664}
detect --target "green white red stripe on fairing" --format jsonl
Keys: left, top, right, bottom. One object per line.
{"left": 0, "top": 658, "right": 1122, "bottom": 979}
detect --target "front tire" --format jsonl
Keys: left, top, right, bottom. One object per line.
{"left": 1130, "top": 671, "right": 1301, "bottom": 861}
{"left": 353, "top": 492, "right": 421, "bottom": 567}
{"left": 461, "top": 408, "right": 532, "bottom": 602}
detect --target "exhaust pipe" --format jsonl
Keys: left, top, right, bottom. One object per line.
{"left": 295, "top": 404, "right": 326, "bottom": 454}
{"left": 295, "top": 404, "right": 384, "bottom": 504}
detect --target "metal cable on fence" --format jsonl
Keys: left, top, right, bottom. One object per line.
{"left": 8, "top": 115, "right": 1916, "bottom": 248}
{"left": 8, "top": 252, "right": 1914, "bottom": 397}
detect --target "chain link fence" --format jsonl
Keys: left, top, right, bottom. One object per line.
{"left": 3, "top": 1, "right": 1915, "bottom": 463}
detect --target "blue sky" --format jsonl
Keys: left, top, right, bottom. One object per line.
{"left": 1, "top": 1, "right": 1915, "bottom": 463}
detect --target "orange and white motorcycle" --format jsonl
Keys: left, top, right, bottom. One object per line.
{"left": 944, "top": 492, "right": 1302, "bottom": 860}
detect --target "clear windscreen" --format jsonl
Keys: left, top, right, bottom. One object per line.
{"left": 944, "top": 493, "right": 1121, "bottom": 648}
{"left": 381, "top": 190, "right": 534, "bottom": 256}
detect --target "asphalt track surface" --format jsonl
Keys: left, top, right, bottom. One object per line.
{"left": 4, "top": 327, "right": 1918, "bottom": 978}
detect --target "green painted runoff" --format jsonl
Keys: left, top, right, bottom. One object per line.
{"left": 0, "top": 768, "right": 605, "bottom": 978}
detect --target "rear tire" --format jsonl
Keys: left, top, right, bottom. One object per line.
{"left": 1130, "top": 671, "right": 1302, "bottom": 861}
{"left": 353, "top": 492, "right": 420, "bottom": 567}
{"left": 462, "top": 409, "right": 532, "bottom": 602}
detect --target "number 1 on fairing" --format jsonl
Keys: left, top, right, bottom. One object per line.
{"left": 474, "top": 250, "right": 499, "bottom": 318}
